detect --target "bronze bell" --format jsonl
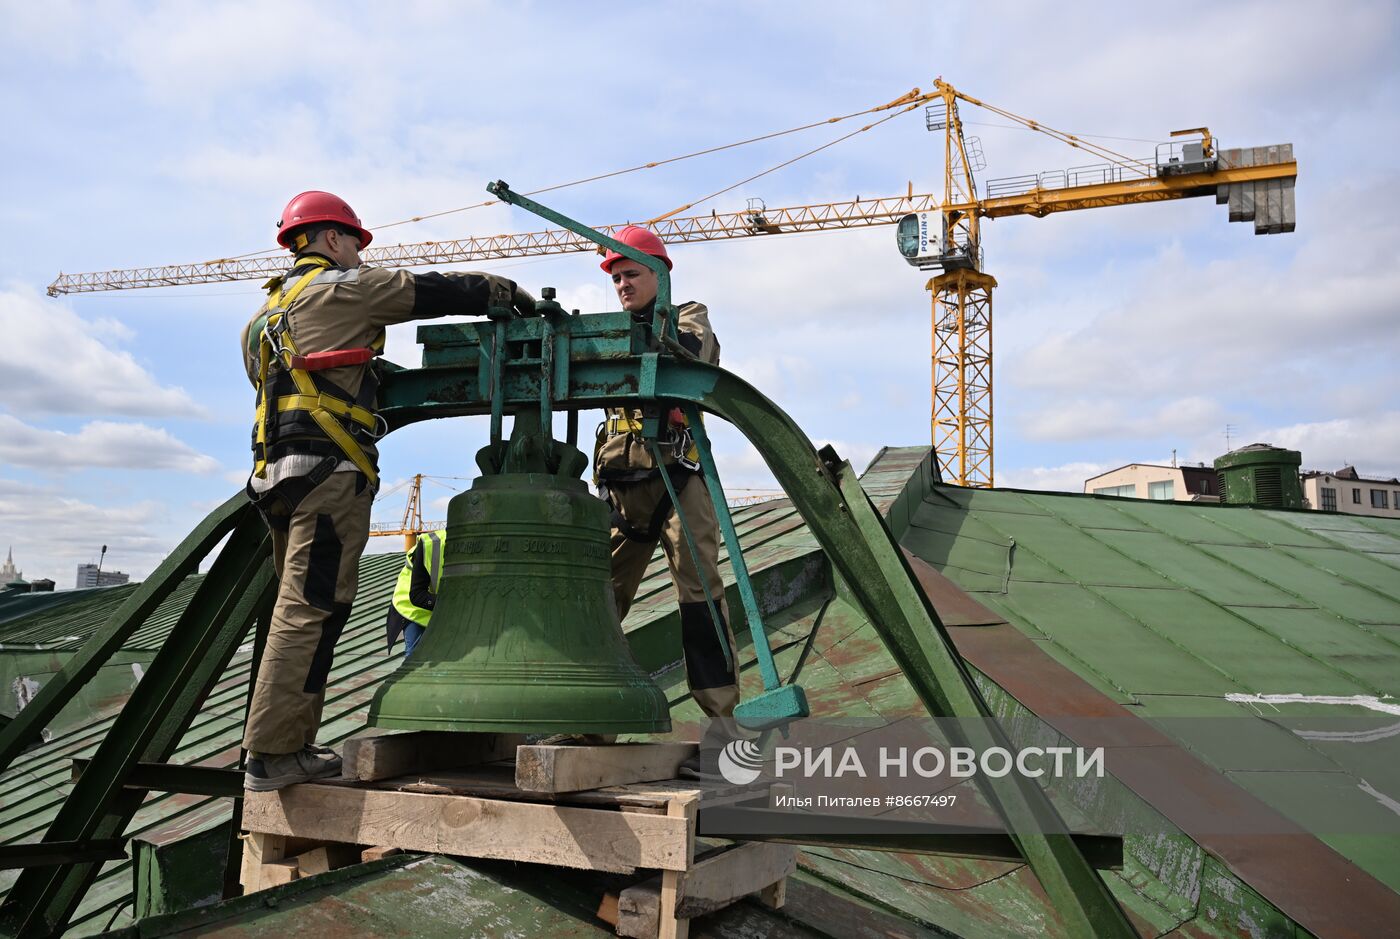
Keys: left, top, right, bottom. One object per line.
{"left": 366, "top": 472, "right": 671, "bottom": 734}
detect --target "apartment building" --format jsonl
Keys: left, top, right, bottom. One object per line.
{"left": 1083, "top": 463, "right": 1221, "bottom": 502}
{"left": 1301, "top": 466, "right": 1400, "bottom": 517}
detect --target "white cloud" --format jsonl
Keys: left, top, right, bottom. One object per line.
{"left": 1255, "top": 413, "right": 1400, "bottom": 478}
{"left": 0, "top": 415, "right": 220, "bottom": 474}
{"left": 0, "top": 481, "right": 175, "bottom": 585}
{"left": 998, "top": 461, "right": 1116, "bottom": 493}
{"left": 1020, "top": 395, "right": 1225, "bottom": 443}
{"left": 0, "top": 285, "right": 206, "bottom": 418}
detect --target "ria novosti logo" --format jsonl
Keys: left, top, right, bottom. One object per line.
{"left": 718, "top": 739, "right": 764, "bottom": 785}
{"left": 717, "top": 740, "right": 1106, "bottom": 785}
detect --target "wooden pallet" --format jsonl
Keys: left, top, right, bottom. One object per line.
{"left": 240, "top": 733, "right": 793, "bottom": 939}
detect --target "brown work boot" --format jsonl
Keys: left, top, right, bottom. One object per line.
{"left": 244, "top": 745, "right": 342, "bottom": 791}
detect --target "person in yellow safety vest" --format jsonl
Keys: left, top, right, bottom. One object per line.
{"left": 593, "top": 226, "right": 740, "bottom": 780}
{"left": 238, "top": 191, "right": 535, "bottom": 792}
{"left": 384, "top": 530, "right": 444, "bottom": 657}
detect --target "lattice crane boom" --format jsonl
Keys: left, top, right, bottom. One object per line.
{"left": 45, "top": 193, "right": 938, "bottom": 296}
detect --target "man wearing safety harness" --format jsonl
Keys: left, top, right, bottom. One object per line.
{"left": 594, "top": 227, "right": 740, "bottom": 777}
{"left": 384, "top": 529, "right": 444, "bottom": 657}
{"left": 239, "top": 191, "right": 533, "bottom": 791}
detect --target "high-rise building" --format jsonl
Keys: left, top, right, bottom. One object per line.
{"left": 1, "top": 547, "right": 20, "bottom": 582}
{"left": 76, "top": 564, "right": 130, "bottom": 589}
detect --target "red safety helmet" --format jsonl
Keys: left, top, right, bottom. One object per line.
{"left": 276, "top": 190, "right": 374, "bottom": 250}
{"left": 600, "top": 225, "right": 672, "bottom": 273}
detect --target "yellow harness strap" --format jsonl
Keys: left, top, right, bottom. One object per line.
{"left": 606, "top": 412, "right": 645, "bottom": 436}
{"left": 253, "top": 258, "right": 384, "bottom": 487}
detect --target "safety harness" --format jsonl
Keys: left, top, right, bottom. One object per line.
{"left": 600, "top": 409, "right": 704, "bottom": 543}
{"left": 251, "top": 256, "right": 386, "bottom": 489}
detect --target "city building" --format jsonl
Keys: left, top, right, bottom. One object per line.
{"left": 1083, "top": 462, "right": 1221, "bottom": 502}
{"left": 1301, "top": 466, "right": 1400, "bottom": 517}
{"left": 1, "top": 547, "right": 20, "bottom": 582}
{"left": 76, "top": 564, "right": 130, "bottom": 589}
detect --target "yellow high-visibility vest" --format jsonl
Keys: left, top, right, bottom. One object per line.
{"left": 391, "top": 530, "right": 444, "bottom": 627}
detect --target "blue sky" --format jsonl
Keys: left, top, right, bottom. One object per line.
{"left": 2, "top": 1, "right": 1397, "bottom": 583}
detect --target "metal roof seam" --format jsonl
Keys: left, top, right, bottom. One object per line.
{"left": 1013, "top": 495, "right": 1388, "bottom": 698}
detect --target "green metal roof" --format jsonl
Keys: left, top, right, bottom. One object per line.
{"left": 6, "top": 448, "right": 1398, "bottom": 936}
{"left": 0, "top": 582, "right": 197, "bottom": 652}
{"left": 892, "top": 453, "right": 1400, "bottom": 912}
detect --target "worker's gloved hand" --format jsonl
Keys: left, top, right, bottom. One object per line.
{"left": 511, "top": 284, "right": 537, "bottom": 317}
{"left": 481, "top": 275, "right": 535, "bottom": 316}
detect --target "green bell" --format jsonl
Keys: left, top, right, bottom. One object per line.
{"left": 367, "top": 472, "right": 671, "bottom": 734}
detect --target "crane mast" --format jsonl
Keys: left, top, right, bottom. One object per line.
{"left": 928, "top": 80, "right": 995, "bottom": 487}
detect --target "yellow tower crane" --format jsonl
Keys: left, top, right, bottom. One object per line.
{"left": 368, "top": 474, "right": 446, "bottom": 550}
{"left": 47, "top": 81, "right": 1296, "bottom": 487}
{"left": 890, "top": 79, "right": 1296, "bottom": 486}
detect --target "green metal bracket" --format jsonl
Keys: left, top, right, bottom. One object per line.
{"left": 644, "top": 438, "right": 733, "bottom": 675}
{"left": 684, "top": 403, "right": 808, "bottom": 731}
{"left": 487, "top": 181, "right": 679, "bottom": 343}
{"left": 0, "top": 842, "right": 127, "bottom": 872}
{"left": 0, "top": 511, "right": 275, "bottom": 938}
{"left": 0, "top": 493, "right": 249, "bottom": 773}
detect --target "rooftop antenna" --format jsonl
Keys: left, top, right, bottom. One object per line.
{"left": 96, "top": 544, "right": 107, "bottom": 577}
{"left": 1223, "top": 424, "right": 1237, "bottom": 451}
{"left": 1171, "top": 448, "right": 1177, "bottom": 468}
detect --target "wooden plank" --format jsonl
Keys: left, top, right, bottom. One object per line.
{"left": 237, "top": 831, "right": 285, "bottom": 895}
{"left": 675, "top": 842, "right": 796, "bottom": 918}
{"left": 360, "top": 845, "right": 404, "bottom": 863}
{"left": 756, "top": 877, "right": 787, "bottom": 910}
{"left": 242, "top": 783, "right": 690, "bottom": 874}
{"left": 330, "top": 763, "right": 717, "bottom": 810}
{"left": 658, "top": 796, "right": 698, "bottom": 939}
{"left": 261, "top": 859, "right": 300, "bottom": 887}
{"left": 341, "top": 731, "right": 521, "bottom": 782}
{"left": 293, "top": 844, "right": 361, "bottom": 876}
{"left": 516, "top": 742, "right": 697, "bottom": 793}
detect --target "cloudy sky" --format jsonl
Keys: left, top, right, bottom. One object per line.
{"left": 2, "top": 1, "right": 1397, "bottom": 584}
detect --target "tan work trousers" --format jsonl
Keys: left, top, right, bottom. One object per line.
{"left": 243, "top": 471, "right": 372, "bottom": 755}
{"left": 608, "top": 470, "right": 740, "bottom": 719}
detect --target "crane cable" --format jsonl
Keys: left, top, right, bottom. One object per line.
{"left": 644, "top": 104, "right": 917, "bottom": 225}
{"left": 950, "top": 87, "right": 1153, "bottom": 173}
{"left": 197, "top": 84, "right": 1156, "bottom": 269}
{"left": 200, "top": 92, "right": 924, "bottom": 266}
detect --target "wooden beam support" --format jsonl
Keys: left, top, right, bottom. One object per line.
{"left": 675, "top": 842, "right": 795, "bottom": 917}
{"left": 292, "top": 844, "right": 362, "bottom": 876}
{"left": 237, "top": 831, "right": 286, "bottom": 895}
{"left": 515, "top": 743, "right": 697, "bottom": 793}
{"left": 658, "top": 796, "right": 698, "bottom": 939}
{"left": 242, "top": 783, "right": 690, "bottom": 874}
{"left": 341, "top": 731, "right": 521, "bottom": 782}
{"left": 618, "top": 841, "right": 794, "bottom": 936}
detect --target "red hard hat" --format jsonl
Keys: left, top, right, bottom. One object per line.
{"left": 276, "top": 191, "right": 374, "bottom": 249}
{"left": 601, "top": 225, "right": 672, "bottom": 273}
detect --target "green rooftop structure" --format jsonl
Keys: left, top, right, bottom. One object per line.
{"left": 2, "top": 447, "right": 1398, "bottom": 936}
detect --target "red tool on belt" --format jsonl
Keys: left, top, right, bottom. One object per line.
{"left": 289, "top": 347, "right": 375, "bottom": 371}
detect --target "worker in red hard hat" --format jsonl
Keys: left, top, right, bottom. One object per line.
{"left": 594, "top": 226, "right": 740, "bottom": 778}
{"left": 238, "top": 190, "right": 536, "bottom": 791}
